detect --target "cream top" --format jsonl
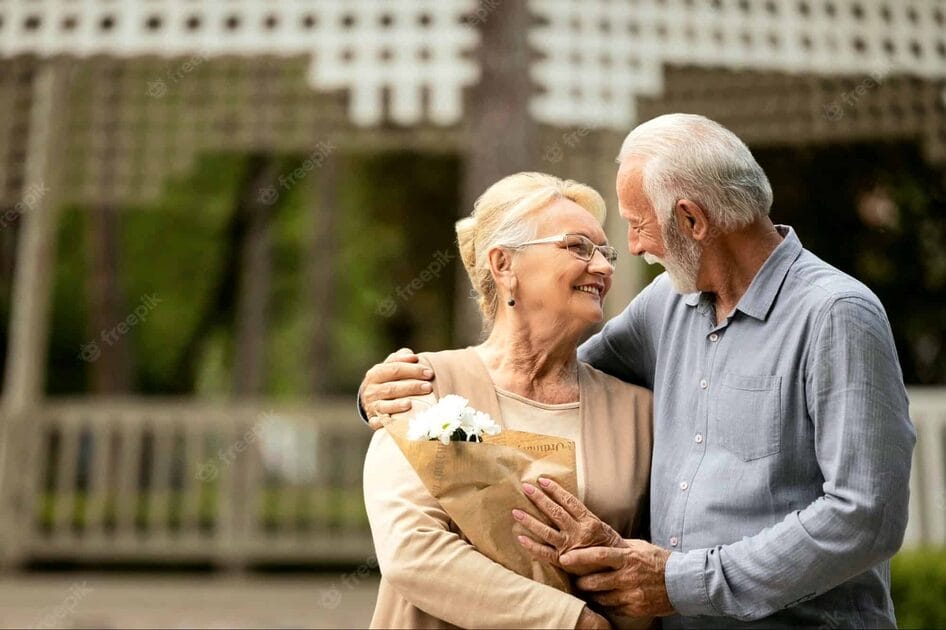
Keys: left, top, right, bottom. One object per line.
{"left": 494, "top": 387, "right": 584, "bottom": 501}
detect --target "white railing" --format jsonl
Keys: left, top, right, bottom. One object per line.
{"left": 904, "top": 388, "right": 946, "bottom": 549}
{"left": 0, "top": 398, "right": 374, "bottom": 569}
{"left": 0, "top": 387, "right": 942, "bottom": 570}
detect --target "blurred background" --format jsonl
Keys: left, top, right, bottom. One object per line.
{"left": 0, "top": 0, "right": 944, "bottom": 627}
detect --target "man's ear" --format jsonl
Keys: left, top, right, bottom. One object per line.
{"left": 674, "top": 199, "right": 711, "bottom": 241}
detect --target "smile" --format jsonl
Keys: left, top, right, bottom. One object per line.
{"left": 574, "top": 284, "right": 603, "bottom": 298}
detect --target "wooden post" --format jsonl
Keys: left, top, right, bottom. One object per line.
{"left": 454, "top": 0, "right": 538, "bottom": 345}
{"left": 0, "top": 59, "right": 71, "bottom": 569}
{"left": 232, "top": 154, "right": 277, "bottom": 397}
{"left": 307, "top": 150, "right": 337, "bottom": 395}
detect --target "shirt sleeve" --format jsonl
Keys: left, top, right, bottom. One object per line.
{"left": 363, "top": 413, "right": 587, "bottom": 629}
{"left": 356, "top": 385, "right": 370, "bottom": 424}
{"left": 664, "top": 296, "right": 916, "bottom": 621}
{"left": 578, "top": 274, "right": 662, "bottom": 389}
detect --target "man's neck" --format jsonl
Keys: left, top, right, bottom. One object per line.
{"left": 700, "top": 220, "right": 784, "bottom": 324}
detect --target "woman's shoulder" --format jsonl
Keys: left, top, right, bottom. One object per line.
{"left": 415, "top": 347, "right": 474, "bottom": 369}
{"left": 578, "top": 360, "right": 653, "bottom": 401}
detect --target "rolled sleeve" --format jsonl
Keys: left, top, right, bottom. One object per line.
{"left": 665, "top": 549, "right": 717, "bottom": 617}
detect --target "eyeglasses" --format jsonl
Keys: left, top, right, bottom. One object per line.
{"left": 513, "top": 233, "right": 618, "bottom": 265}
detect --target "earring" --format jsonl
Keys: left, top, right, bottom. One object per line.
{"left": 507, "top": 297, "right": 516, "bottom": 307}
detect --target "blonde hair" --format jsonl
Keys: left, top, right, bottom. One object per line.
{"left": 456, "top": 172, "right": 607, "bottom": 323}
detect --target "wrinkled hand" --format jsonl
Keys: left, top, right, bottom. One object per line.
{"left": 514, "top": 477, "right": 626, "bottom": 572}
{"left": 562, "top": 541, "right": 675, "bottom": 618}
{"left": 359, "top": 347, "right": 434, "bottom": 430}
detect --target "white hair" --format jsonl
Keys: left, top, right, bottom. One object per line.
{"left": 617, "top": 113, "right": 773, "bottom": 231}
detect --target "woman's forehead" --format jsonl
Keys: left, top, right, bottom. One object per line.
{"left": 532, "top": 198, "right": 607, "bottom": 239}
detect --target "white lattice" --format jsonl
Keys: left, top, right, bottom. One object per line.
{"left": 529, "top": 0, "right": 946, "bottom": 127}
{"left": 0, "top": 0, "right": 479, "bottom": 126}
{"left": 2, "top": 0, "right": 945, "bottom": 130}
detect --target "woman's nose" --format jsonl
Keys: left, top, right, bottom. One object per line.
{"left": 588, "top": 250, "right": 614, "bottom": 275}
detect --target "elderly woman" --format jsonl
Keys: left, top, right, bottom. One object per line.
{"left": 362, "top": 172, "right": 652, "bottom": 629}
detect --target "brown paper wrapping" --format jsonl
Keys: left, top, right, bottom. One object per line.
{"left": 383, "top": 414, "right": 578, "bottom": 593}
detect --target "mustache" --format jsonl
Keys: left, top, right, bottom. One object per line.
{"left": 643, "top": 253, "right": 664, "bottom": 266}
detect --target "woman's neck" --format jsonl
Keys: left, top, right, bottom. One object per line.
{"left": 476, "top": 315, "right": 582, "bottom": 404}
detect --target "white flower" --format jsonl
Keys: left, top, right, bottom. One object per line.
{"left": 407, "top": 412, "right": 434, "bottom": 441}
{"left": 407, "top": 395, "right": 500, "bottom": 443}
{"left": 472, "top": 411, "right": 501, "bottom": 436}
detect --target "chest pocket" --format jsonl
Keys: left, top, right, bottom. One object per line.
{"left": 712, "top": 372, "right": 782, "bottom": 462}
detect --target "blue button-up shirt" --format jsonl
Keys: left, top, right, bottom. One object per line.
{"left": 579, "top": 225, "right": 915, "bottom": 628}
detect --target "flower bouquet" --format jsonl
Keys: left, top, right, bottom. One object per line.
{"left": 381, "top": 395, "right": 578, "bottom": 593}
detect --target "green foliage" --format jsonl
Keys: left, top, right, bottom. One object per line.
{"left": 891, "top": 548, "right": 946, "bottom": 628}
{"left": 121, "top": 153, "right": 245, "bottom": 393}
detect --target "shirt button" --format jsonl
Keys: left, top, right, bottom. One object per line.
{"left": 679, "top": 481, "right": 689, "bottom": 491}
{"left": 695, "top": 433, "right": 704, "bottom": 444}
{"left": 709, "top": 333, "right": 719, "bottom": 342}
{"left": 670, "top": 536, "right": 679, "bottom": 547}
{"left": 700, "top": 379, "right": 708, "bottom": 389}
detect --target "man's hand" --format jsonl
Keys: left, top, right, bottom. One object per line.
{"left": 562, "top": 541, "right": 675, "bottom": 618}
{"left": 359, "top": 348, "right": 434, "bottom": 430}
{"left": 514, "top": 477, "right": 626, "bottom": 572}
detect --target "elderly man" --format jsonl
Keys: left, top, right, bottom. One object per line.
{"left": 358, "top": 113, "right": 915, "bottom": 628}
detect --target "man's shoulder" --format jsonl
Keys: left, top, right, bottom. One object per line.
{"left": 786, "top": 248, "right": 885, "bottom": 315}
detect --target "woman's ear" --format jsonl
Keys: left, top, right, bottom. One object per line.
{"left": 487, "top": 246, "right": 514, "bottom": 278}
{"left": 674, "top": 199, "right": 711, "bottom": 241}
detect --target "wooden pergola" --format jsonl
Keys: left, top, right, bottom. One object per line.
{"left": 0, "top": 0, "right": 945, "bottom": 566}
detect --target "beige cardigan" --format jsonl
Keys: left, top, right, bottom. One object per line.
{"left": 363, "top": 347, "right": 653, "bottom": 629}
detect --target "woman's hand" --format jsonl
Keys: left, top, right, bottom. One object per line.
{"left": 513, "top": 477, "right": 626, "bottom": 573}
{"left": 575, "top": 606, "right": 612, "bottom": 630}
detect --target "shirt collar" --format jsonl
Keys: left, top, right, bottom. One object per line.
{"left": 683, "top": 225, "right": 803, "bottom": 321}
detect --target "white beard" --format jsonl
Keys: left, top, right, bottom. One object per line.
{"left": 644, "top": 221, "right": 702, "bottom": 295}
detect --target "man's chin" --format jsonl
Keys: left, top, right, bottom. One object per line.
{"left": 666, "top": 270, "right": 699, "bottom": 295}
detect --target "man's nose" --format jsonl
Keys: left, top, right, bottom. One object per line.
{"left": 628, "top": 230, "right": 645, "bottom": 257}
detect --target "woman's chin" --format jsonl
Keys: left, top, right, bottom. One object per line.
{"left": 573, "top": 304, "right": 605, "bottom": 326}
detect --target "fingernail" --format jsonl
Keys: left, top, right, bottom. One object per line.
{"left": 517, "top": 535, "right": 528, "bottom": 545}
{"left": 522, "top": 483, "right": 535, "bottom": 495}
{"left": 512, "top": 509, "right": 524, "bottom": 520}
{"left": 421, "top": 382, "right": 432, "bottom": 392}
{"left": 423, "top": 369, "right": 433, "bottom": 378}
{"left": 538, "top": 477, "right": 551, "bottom": 487}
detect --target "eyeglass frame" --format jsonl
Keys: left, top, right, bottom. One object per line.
{"left": 510, "top": 232, "right": 618, "bottom": 265}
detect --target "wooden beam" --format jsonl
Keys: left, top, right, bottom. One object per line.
{"left": 0, "top": 59, "right": 71, "bottom": 568}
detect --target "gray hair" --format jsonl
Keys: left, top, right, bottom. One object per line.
{"left": 616, "top": 113, "right": 773, "bottom": 231}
